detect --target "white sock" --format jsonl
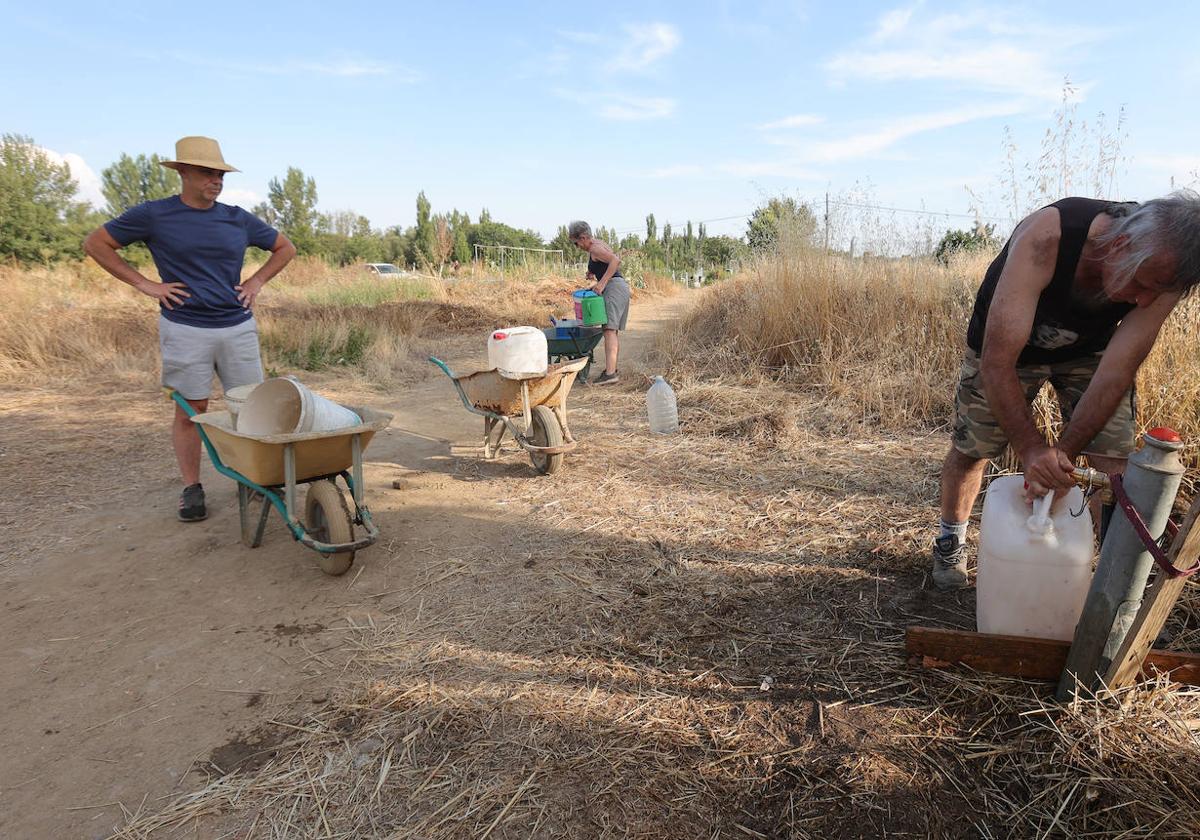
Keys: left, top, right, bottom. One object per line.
{"left": 938, "top": 519, "right": 968, "bottom": 541}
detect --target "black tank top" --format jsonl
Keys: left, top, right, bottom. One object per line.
{"left": 965, "top": 197, "right": 1137, "bottom": 364}
{"left": 587, "top": 254, "right": 623, "bottom": 283}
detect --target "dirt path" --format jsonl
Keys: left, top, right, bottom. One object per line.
{"left": 0, "top": 292, "right": 693, "bottom": 839}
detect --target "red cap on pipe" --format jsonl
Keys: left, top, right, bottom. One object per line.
{"left": 1147, "top": 426, "right": 1182, "bottom": 443}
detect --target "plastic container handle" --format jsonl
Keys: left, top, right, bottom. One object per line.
{"left": 1027, "top": 492, "right": 1054, "bottom": 534}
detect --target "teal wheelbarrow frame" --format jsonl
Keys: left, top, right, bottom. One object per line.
{"left": 171, "top": 390, "right": 387, "bottom": 575}
{"left": 428, "top": 356, "right": 585, "bottom": 475}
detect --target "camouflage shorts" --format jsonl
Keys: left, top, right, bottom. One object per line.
{"left": 952, "top": 349, "right": 1137, "bottom": 460}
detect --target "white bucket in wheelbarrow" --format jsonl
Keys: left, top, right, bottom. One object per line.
{"left": 238, "top": 377, "right": 361, "bottom": 436}
{"left": 223, "top": 383, "right": 257, "bottom": 429}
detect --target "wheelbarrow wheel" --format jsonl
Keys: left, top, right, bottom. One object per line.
{"left": 529, "top": 405, "right": 564, "bottom": 475}
{"left": 304, "top": 480, "right": 355, "bottom": 576}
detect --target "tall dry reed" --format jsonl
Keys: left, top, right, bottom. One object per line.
{"left": 660, "top": 246, "right": 1200, "bottom": 473}
{"left": 0, "top": 257, "right": 673, "bottom": 388}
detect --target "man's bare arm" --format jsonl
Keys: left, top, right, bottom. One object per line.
{"left": 83, "top": 226, "right": 190, "bottom": 309}
{"left": 1058, "top": 292, "right": 1178, "bottom": 458}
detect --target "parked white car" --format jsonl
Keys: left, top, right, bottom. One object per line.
{"left": 365, "top": 263, "right": 403, "bottom": 276}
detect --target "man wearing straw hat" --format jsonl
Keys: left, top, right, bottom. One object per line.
{"left": 930, "top": 192, "right": 1200, "bottom": 590}
{"left": 84, "top": 136, "right": 296, "bottom": 522}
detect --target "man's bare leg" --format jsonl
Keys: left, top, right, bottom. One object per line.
{"left": 933, "top": 445, "right": 989, "bottom": 589}
{"left": 173, "top": 398, "right": 208, "bottom": 485}
{"left": 941, "top": 445, "right": 990, "bottom": 524}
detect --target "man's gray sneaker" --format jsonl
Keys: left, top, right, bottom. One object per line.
{"left": 931, "top": 534, "right": 969, "bottom": 590}
{"left": 594, "top": 370, "right": 620, "bottom": 386}
{"left": 179, "top": 483, "right": 207, "bottom": 522}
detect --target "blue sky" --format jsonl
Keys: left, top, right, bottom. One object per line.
{"left": 4, "top": 1, "right": 1198, "bottom": 247}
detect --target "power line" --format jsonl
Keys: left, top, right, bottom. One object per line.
{"left": 609, "top": 197, "right": 1014, "bottom": 236}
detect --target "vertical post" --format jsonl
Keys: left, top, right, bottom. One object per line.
{"left": 1056, "top": 429, "right": 1185, "bottom": 699}
{"left": 824, "top": 192, "right": 830, "bottom": 253}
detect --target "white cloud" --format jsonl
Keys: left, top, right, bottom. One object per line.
{"left": 36, "top": 146, "right": 104, "bottom": 208}
{"left": 600, "top": 94, "right": 676, "bottom": 121}
{"left": 608, "top": 22, "right": 681, "bottom": 72}
{"left": 784, "top": 101, "right": 1026, "bottom": 163}
{"left": 166, "top": 50, "right": 420, "bottom": 82}
{"left": 758, "top": 113, "right": 825, "bottom": 131}
{"left": 829, "top": 6, "right": 1104, "bottom": 102}
{"left": 221, "top": 188, "right": 262, "bottom": 209}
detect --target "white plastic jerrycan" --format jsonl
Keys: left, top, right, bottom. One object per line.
{"left": 646, "top": 376, "right": 679, "bottom": 434}
{"left": 976, "top": 474, "right": 1095, "bottom": 641}
{"left": 487, "top": 326, "right": 548, "bottom": 379}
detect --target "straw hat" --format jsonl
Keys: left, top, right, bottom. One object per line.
{"left": 160, "top": 136, "right": 240, "bottom": 173}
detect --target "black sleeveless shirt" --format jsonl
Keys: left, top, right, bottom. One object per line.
{"left": 965, "top": 197, "right": 1137, "bottom": 364}
{"left": 588, "top": 254, "right": 623, "bottom": 284}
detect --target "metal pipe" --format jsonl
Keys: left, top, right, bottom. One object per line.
{"left": 1056, "top": 428, "right": 1185, "bottom": 699}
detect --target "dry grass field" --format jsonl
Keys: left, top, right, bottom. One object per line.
{"left": 3, "top": 251, "right": 1199, "bottom": 838}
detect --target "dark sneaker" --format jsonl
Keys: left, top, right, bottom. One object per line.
{"left": 595, "top": 370, "right": 620, "bottom": 386}
{"left": 179, "top": 483, "right": 207, "bottom": 522}
{"left": 931, "top": 534, "right": 969, "bottom": 590}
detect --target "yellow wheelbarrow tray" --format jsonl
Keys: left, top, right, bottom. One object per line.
{"left": 428, "top": 355, "right": 586, "bottom": 475}
{"left": 173, "top": 390, "right": 393, "bottom": 575}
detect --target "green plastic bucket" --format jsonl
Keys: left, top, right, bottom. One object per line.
{"left": 581, "top": 294, "right": 607, "bottom": 326}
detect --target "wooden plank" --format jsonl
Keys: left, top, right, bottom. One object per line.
{"left": 1105, "top": 496, "right": 1200, "bottom": 689}
{"left": 907, "top": 626, "right": 1200, "bottom": 686}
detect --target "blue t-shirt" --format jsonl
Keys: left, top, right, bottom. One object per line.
{"left": 105, "top": 196, "right": 279, "bottom": 327}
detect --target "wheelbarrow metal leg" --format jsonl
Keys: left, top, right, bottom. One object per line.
{"left": 521, "top": 381, "right": 532, "bottom": 431}
{"left": 238, "top": 483, "right": 271, "bottom": 548}
{"left": 350, "top": 434, "right": 364, "bottom": 507}
{"left": 284, "top": 443, "right": 298, "bottom": 527}
{"left": 483, "top": 416, "right": 505, "bottom": 459}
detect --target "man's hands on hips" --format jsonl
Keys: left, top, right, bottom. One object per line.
{"left": 236, "top": 276, "right": 267, "bottom": 309}
{"left": 1021, "top": 443, "right": 1075, "bottom": 502}
{"left": 135, "top": 278, "right": 190, "bottom": 309}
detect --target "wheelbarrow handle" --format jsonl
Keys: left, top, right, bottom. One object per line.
{"left": 428, "top": 355, "right": 456, "bottom": 378}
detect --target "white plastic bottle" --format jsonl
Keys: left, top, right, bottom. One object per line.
{"left": 646, "top": 376, "right": 679, "bottom": 434}
{"left": 976, "top": 474, "right": 1095, "bottom": 641}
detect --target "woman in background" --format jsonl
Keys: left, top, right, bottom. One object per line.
{"left": 568, "top": 220, "right": 630, "bottom": 385}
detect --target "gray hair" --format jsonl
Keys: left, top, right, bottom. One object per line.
{"left": 567, "top": 220, "right": 591, "bottom": 241}
{"left": 1096, "top": 189, "right": 1200, "bottom": 296}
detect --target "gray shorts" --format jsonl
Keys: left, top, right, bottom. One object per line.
{"left": 159, "top": 315, "right": 264, "bottom": 400}
{"left": 601, "top": 276, "right": 631, "bottom": 331}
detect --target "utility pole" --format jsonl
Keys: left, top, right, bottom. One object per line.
{"left": 824, "top": 192, "right": 830, "bottom": 253}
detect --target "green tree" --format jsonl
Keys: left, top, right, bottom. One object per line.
{"left": 414, "top": 191, "right": 435, "bottom": 266}
{"left": 265, "top": 167, "right": 319, "bottom": 254}
{"left": 467, "top": 220, "right": 544, "bottom": 251}
{"left": 618, "top": 232, "right": 641, "bottom": 250}
{"left": 701, "top": 234, "right": 744, "bottom": 267}
{"left": 934, "top": 221, "right": 999, "bottom": 265}
{"left": 0, "top": 134, "right": 85, "bottom": 262}
{"left": 746, "top": 197, "right": 818, "bottom": 252}
{"left": 101, "top": 153, "right": 179, "bottom": 217}
{"left": 453, "top": 227, "right": 471, "bottom": 264}
{"left": 645, "top": 213, "right": 657, "bottom": 244}
{"left": 548, "top": 224, "right": 574, "bottom": 255}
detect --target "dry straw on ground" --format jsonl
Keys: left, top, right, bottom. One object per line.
{"left": 113, "top": 373, "right": 1200, "bottom": 838}
{"left": 9, "top": 250, "right": 1198, "bottom": 837}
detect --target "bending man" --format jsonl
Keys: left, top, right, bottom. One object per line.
{"left": 932, "top": 193, "right": 1200, "bottom": 589}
